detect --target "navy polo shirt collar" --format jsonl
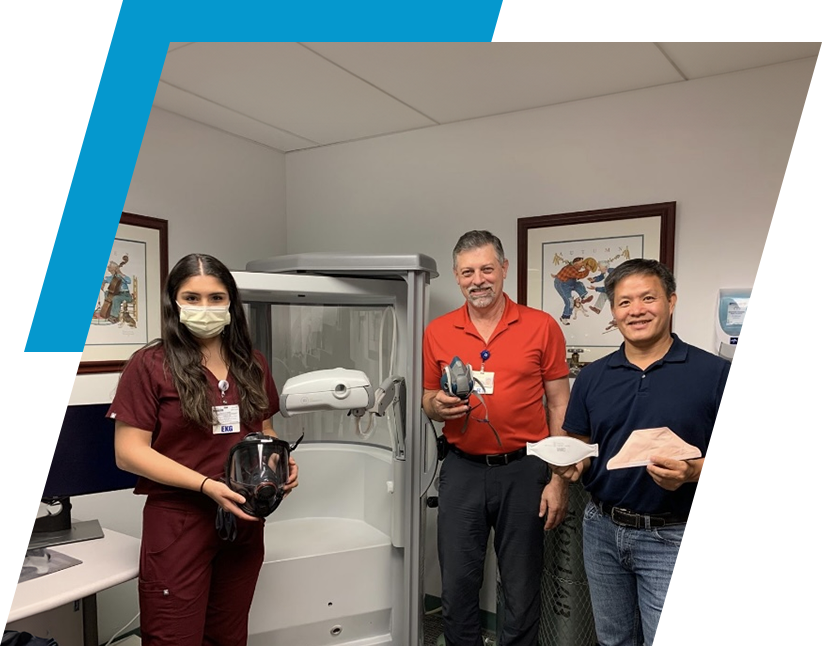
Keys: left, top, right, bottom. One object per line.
{"left": 606, "top": 333, "right": 688, "bottom": 370}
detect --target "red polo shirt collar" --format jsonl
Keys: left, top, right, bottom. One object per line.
{"left": 452, "top": 293, "right": 520, "bottom": 341}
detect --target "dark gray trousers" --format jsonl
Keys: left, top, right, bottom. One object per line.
{"left": 437, "top": 452, "right": 550, "bottom": 646}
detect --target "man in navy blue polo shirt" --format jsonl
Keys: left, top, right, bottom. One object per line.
{"left": 553, "top": 258, "right": 730, "bottom": 646}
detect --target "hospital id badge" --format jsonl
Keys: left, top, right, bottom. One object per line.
{"left": 213, "top": 405, "right": 240, "bottom": 434}
{"left": 474, "top": 371, "right": 495, "bottom": 395}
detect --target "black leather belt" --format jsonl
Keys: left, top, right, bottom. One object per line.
{"left": 593, "top": 497, "right": 688, "bottom": 528}
{"left": 449, "top": 444, "right": 527, "bottom": 466}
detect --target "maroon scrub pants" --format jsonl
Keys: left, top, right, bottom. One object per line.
{"left": 138, "top": 496, "right": 265, "bottom": 646}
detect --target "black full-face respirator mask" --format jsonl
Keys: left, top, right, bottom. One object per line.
{"left": 216, "top": 432, "right": 303, "bottom": 540}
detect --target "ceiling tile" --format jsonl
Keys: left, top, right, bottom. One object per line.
{"left": 159, "top": 42, "right": 436, "bottom": 144}
{"left": 302, "top": 42, "right": 685, "bottom": 123}
{"left": 153, "top": 81, "right": 319, "bottom": 152}
{"left": 658, "top": 42, "right": 821, "bottom": 79}
{"left": 152, "top": 42, "right": 819, "bottom": 152}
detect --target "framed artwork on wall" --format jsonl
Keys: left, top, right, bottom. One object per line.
{"left": 78, "top": 212, "right": 169, "bottom": 375}
{"left": 517, "top": 202, "right": 675, "bottom": 364}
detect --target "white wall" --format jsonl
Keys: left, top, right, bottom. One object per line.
{"left": 286, "top": 58, "right": 813, "bottom": 352}
{"left": 125, "top": 108, "right": 288, "bottom": 270}
{"left": 284, "top": 58, "right": 815, "bottom": 611}
{"left": 71, "top": 108, "right": 288, "bottom": 406}
{"left": 65, "top": 107, "right": 287, "bottom": 641}
{"left": 71, "top": 107, "right": 288, "bottom": 403}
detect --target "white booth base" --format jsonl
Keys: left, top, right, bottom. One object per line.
{"left": 247, "top": 444, "right": 398, "bottom": 646}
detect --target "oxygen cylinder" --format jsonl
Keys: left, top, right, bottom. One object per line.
{"left": 539, "top": 481, "right": 597, "bottom": 645}
{"left": 495, "top": 482, "right": 596, "bottom": 645}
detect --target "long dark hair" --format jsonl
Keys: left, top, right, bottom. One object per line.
{"left": 152, "top": 253, "right": 270, "bottom": 427}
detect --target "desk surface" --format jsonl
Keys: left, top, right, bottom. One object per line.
{"left": 8, "top": 528, "right": 140, "bottom": 623}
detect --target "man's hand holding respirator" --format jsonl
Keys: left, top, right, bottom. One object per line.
{"left": 426, "top": 389, "right": 471, "bottom": 422}
{"left": 424, "top": 356, "right": 474, "bottom": 422}
{"left": 550, "top": 459, "right": 589, "bottom": 484}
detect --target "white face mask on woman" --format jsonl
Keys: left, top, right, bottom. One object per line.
{"left": 177, "top": 304, "right": 232, "bottom": 338}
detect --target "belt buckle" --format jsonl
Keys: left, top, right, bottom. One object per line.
{"left": 610, "top": 506, "right": 641, "bottom": 528}
{"left": 486, "top": 453, "right": 507, "bottom": 466}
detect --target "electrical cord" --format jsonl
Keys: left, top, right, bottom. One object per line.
{"left": 421, "top": 413, "right": 440, "bottom": 497}
{"left": 377, "top": 306, "right": 398, "bottom": 385}
{"left": 104, "top": 611, "right": 141, "bottom": 646}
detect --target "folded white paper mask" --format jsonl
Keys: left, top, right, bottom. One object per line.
{"left": 606, "top": 427, "right": 701, "bottom": 470}
{"left": 526, "top": 436, "right": 599, "bottom": 467}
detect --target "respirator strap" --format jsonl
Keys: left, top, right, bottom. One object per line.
{"left": 458, "top": 389, "right": 478, "bottom": 434}
{"left": 464, "top": 390, "right": 503, "bottom": 448}
{"left": 216, "top": 507, "right": 237, "bottom": 542}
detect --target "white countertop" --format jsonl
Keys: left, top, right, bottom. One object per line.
{"left": 8, "top": 528, "right": 140, "bottom": 623}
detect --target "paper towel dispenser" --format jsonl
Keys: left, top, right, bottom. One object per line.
{"left": 716, "top": 289, "right": 799, "bottom": 363}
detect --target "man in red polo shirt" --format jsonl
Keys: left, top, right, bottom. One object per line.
{"left": 422, "top": 230, "right": 571, "bottom": 646}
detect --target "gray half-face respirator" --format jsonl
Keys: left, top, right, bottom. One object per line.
{"left": 439, "top": 355, "right": 502, "bottom": 448}
{"left": 440, "top": 356, "right": 474, "bottom": 400}
{"left": 216, "top": 432, "right": 303, "bottom": 541}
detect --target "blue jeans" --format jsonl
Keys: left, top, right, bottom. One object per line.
{"left": 582, "top": 501, "right": 685, "bottom": 646}
{"left": 554, "top": 277, "right": 588, "bottom": 319}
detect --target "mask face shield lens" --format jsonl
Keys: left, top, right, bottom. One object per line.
{"left": 226, "top": 434, "right": 293, "bottom": 518}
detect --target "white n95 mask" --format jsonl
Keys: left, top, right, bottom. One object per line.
{"left": 178, "top": 304, "right": 232, "bottom": 338}
{"left": 526, "top": 436, "right": 599, "bottom": 467}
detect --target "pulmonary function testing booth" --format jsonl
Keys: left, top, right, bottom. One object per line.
{"left": 233, "top": 252, "right": 439, "bottom": 646}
